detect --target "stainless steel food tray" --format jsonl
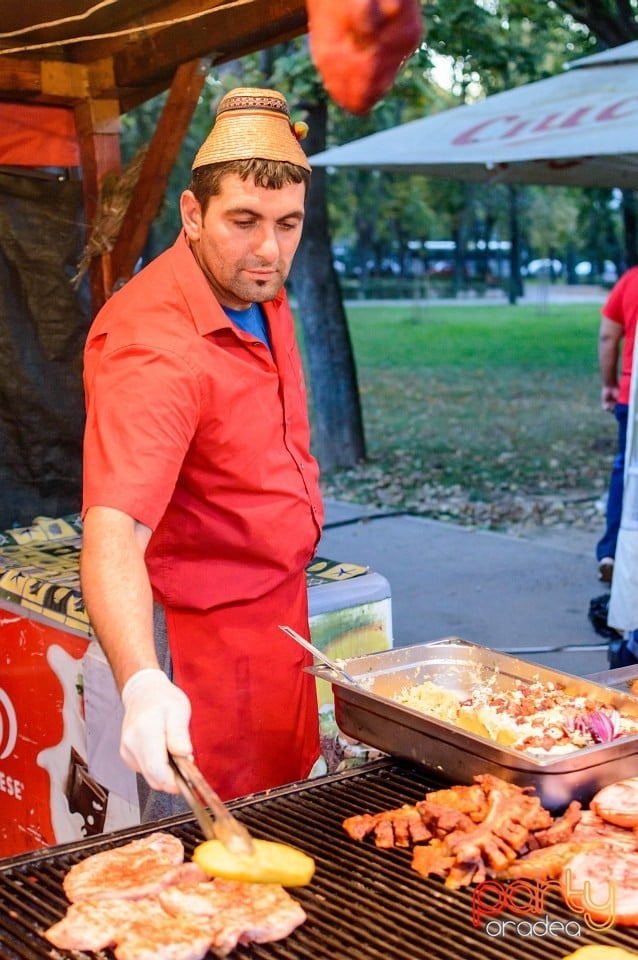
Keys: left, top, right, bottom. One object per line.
{"left": 308, "top": 637, "right": 638, "bottom": 810}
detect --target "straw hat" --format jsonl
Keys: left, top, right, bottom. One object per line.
{"left": 192, "top": 87, "right": 311, "bottom": 172}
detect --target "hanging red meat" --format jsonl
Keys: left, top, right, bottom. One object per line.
{"left": 306, "top": 0, "right": 423, "bottom": 115}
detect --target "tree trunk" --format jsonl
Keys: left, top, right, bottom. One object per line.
{"left": 508, "top": 185, "right": 523, "bottom": 304}
{"left": 291, "top": 98, "right": 366, "bottom": 470}
{"left": 622, "top": 189, "right": 638, "bottom": 267}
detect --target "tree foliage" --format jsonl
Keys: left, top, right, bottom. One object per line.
{"left": 117, "top": 0, "right": 638, "bottom": 470}
{"left": 552, "top": 0, "right": 638, "bottom": 46}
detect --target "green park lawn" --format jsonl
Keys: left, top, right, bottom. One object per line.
{"left": 316, "top": 299, "right": 614, "bottom": 530}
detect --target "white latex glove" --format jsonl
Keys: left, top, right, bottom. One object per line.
{"left": 120, "top": 668, "right": 193, "bottom": 792}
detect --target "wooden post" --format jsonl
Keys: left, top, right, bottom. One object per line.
{"left": 74, "top": 95, "right": 122, "bottom": 313}
{"left": 109, "top": 58, "right": 211, "bottom": 288}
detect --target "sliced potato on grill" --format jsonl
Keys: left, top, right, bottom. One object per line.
{"left": 561, "top": 947, "right": 638, "bottom": 959}
{"left": 193, "top": 838, "right": 315, "bottom": 886}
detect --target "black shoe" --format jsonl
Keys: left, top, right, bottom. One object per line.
{"left": 608, "top": 638, "right": 638, "bottom": 669}
{"left": 589, "top": 593, "right": 623, "bottom": 641}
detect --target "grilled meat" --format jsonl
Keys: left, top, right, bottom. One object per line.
{"left": 63, "top": 832, "right": 201, "bottom": 902}
{"left": 45, "top": 897, "right": 169, "bottom": 951}
{"left": 500, "top": 841, "right": 603, "bottom": 880}
{"left": 531, "top": 799, "right": 582, "bottom": 847}
{"left": 562, "top": 847, "right": 638, "bottom": 926}
{"left": 345, "top": 773, "right": 573, "bottom": 888}
{"left": 420, "top": 783, "right": 488, "bottom": 821}
{"left": 590, "top": 777, "right": 638, "bottom": 828}
{"left": 45, "top": 895, "right": 214, "bottom": 959}
{"left": 429, "top": 776, "right": 552, "bottom": 887}
{"left": 571, "top": 809, "right": 638, "bottom": 850}
{"left": 44, "top": 832, "right": 307, "bottom": 960}
{"left": 160, "top": 878, "right": 307, "bottom": 954}
{"left": 343, "top": 804, "right": 434, "bottom": 847}
{"left": 113, "top": 906, "right": 218, "bottom": 960}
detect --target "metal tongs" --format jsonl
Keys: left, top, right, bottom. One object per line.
{"left": 279, "top": 624, "right": 363, "bottom": 687}
{"left": 169, "top": 753, "right": 254, "bottom": 856}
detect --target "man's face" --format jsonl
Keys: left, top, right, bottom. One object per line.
{"left": 180, "top": 173, "right": 306, "bottom": 310}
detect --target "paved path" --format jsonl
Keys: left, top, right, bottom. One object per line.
{"left": 318, "top": 500, "right": 610, "bottom": 678}
{"left": 342, "top": 282, "right": 607, "bottom": 309}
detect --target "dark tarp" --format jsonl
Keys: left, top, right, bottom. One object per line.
{"left": 0, "top": 171, "right": 90, "bottom": 528}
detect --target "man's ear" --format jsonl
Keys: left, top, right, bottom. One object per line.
{"left": 180, "top": 190, "right": 202, "bottom": 242}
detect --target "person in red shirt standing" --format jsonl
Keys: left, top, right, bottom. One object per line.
{"left": 596, "top": 265, "right": 638, "bottom": 584}
{"left": 80, "top": 88, "right": 324, "bottom": 818}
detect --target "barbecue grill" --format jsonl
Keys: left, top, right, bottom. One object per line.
{"left": 0, "top": 759, "right": 635, "bottom": 960}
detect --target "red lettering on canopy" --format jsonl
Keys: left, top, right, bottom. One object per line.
{"left": 453, "top": 116, "right": 526, "bottom": 145}
{"left": 452, "top": 97, "right": 638, "bottom": 149}
{"left": 530, "top": 112, "right": 562, "bottom": 133}
{"left": 557, "top": 106, "right": 593, "bottom": 128}
{"left": 500, "top": 120, "right": 530, "bottom": 139}
{"left": 597, "top": 97, "right": 638, "bottom": 121}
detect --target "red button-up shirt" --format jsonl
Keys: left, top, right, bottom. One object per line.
{"left": 82, "top": 231, "right": 323, "bottom": 610}
{"left": 602, "top": 265, "right": 638, "bottom": 406}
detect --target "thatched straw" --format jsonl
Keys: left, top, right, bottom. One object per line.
{"left": 72, "top": 143, "right": 148, "bottom": 288}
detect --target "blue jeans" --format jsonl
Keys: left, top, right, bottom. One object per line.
{"left": 597, "top": 403, "right": 629, "bottom": 562}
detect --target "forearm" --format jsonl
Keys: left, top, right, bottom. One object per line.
{"left": 80, "top": 505, "right": 157, "bottom": 692}
{"left": 598, "top": 341, "right": 619, "bottom": 388}
{"left": 598, "top": 316, "right": 622, "bottom": 409}
{"left": 80, "top": 506, "right": 191, "bottom": 791}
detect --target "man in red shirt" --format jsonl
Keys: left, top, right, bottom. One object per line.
{"left": 596, "top": 266, "right": 638, "bottom": 585}
{"left": 80, "top": 88, "right": 324, "bottom": 815}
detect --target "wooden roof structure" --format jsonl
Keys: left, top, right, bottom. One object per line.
{"left": 0, "top": 0, "right": 310, "bottom": 309}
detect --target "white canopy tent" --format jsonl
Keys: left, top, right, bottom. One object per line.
{"left": 310, "top": 41, "right": 638, "bottom": 190}
{"left": 312, "top": 40, "right": 638, "bottom": 634}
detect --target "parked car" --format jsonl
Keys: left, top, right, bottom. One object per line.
{"left": 574, "top": 260, "right": 618, "bottom": 283}
{"left": 524, "top": 258, "right": 563, "bottom": 278}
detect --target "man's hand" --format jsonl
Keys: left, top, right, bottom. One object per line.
{"left": 601, "top": 384, "right": 619, "bottom": 412}
{"left": 120, "top": 668, "right": 193, "bottom": 792}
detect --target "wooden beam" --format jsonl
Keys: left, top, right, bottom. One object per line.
{"left": 40, "top": 59, "right": 89, "bottom": 99}
{"left": 0, "top": 1, "right": 308, "bottom": 108}
{"left": 97, "top": 0, "right": 307, "bottom": 92}
{"left": 0, "top": 57, "right": 109, "bottom": 104}
{"left": 109, "top": 57, "right": 209, "bottom": 286}
{"left": 74, "top": 94, "right": 122, "bottom": 312}
{"left": 0, "top": 57, "right": 42, "bottom": 98}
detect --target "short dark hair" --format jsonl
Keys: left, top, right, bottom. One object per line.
{"left": 190, "top": 159, "right": 310, "bottom": 214}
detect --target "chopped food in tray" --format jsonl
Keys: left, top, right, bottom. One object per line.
{"left": 393, "top": 676, "right": 638, "bottom": 755}
{"left": 343, "top": 773, "right": 638, "bottom": 927}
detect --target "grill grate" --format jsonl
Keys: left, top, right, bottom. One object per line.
{"left": 0, "top": 759, "right": 636, "bottom": 960}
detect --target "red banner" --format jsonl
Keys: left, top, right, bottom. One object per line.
{"left": 0, "top": 103, "right": 80, "bottom": 167}
{"left": 0, "top": 613, "right": 89, "bottom": 856}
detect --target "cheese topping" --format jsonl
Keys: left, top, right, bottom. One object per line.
{"left": 393, "top": 679, "right": 638, "bottom": 755}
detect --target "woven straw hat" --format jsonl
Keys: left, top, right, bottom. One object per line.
{"left": 192, "top": 87, "right": 311, "bottom": 172}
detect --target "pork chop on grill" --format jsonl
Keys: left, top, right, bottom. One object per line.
{"left": 45, "top": 896, "right": 168, "bottom": 951}
{"left": 159, "top": 877, "right": 307, "bottom": 954}
{"left": 571, "top": 809, "right": 638, "bottom": 850}
{"left": 45, "top": 832, "right": 308, "bottom": 960}
{"left": 45, "top": 894, "right": 216, "bottom": 960}
{"left": 63, "top": 832, "right": 205, "bottom": 902}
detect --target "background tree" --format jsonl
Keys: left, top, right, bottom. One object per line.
{"left": 552, "top": 0, "right": 638, "bottom": 46}
{"left": 271, "top": 47, "right": 367, "bottom": 469}
{"left": 118, "top": 0, "right": 638, "bottom": 476}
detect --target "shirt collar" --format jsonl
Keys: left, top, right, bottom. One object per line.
{"left": 171, "top": 230, "right": 286, "bottom": 336}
